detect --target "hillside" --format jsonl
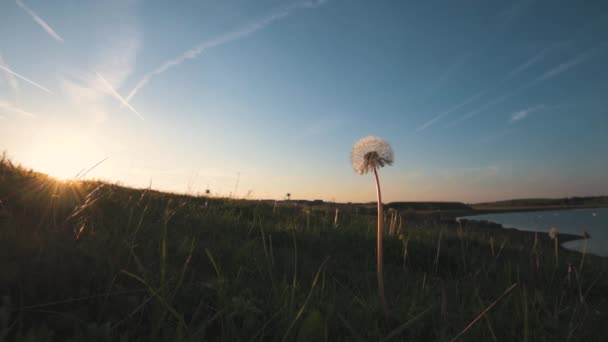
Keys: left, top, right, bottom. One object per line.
{"left": 474, "top": 197, "right": 608, "bottom": 211}
{"left": 1, "top": 157, "right": 607, "bottom": 341}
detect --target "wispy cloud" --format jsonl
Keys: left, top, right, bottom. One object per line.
{"left": 452, "top": 45, "right": 558, "bottom": 123}
{"left": 417, "top": 53, "right": 475, "bottom": 104}
{"left": 496, "top": 0, "right": 537, "bottom": 32}
{"left": 125, "top": 0, "right": 328, "bottom": 103}
{"left": 60, "top": 21, "right": 140, "bottom": 123}
{"left": 296, "top": 115, "right": 341, "bottom": 139}
{"left": 0, "top": 54, "right": 20, "bottom": 103}
{"left": 0, "top": 100, "right": 36, "bottom": 117}
{"left": 438, "top": 165, "right": 500, "bottom": 180}
{"left": 535, "top": 49, "right": 595, "bottom": 82}
{"left": 416, "top": 91, "right": 484, "bottom": 132}
{"left": 96, "top": 72, "right": 144, "bottom": 120}
{"left": 0, "top": 64, "right": 52, "bottom": 94}
{"left": 458, "top": 91, "right": 517, "bottom": 123}
{"left": 451, "top": 45, "right": 602, "bottom": 125}
{"left": 509, "top": 104, "right": 545, "bottom": 123}
{"left": 418, "top": 42, "right": 562, "bottom": 132}
{"left": 16, "top": 0, "right": 64, "bottom": 43}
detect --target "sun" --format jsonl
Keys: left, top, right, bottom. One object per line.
{"left": 23, "top": 129, "right": 106, "bottom": 181}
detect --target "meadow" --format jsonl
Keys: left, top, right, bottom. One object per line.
{"left": 1, "top": 156, "right": 607, "bottom": 341}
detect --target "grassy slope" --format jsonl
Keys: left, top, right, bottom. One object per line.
{"left": 1, "top": 158, "right": 607, "bottom": 341}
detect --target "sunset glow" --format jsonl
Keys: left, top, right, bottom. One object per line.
{"left": 1, "top": 0, "right": 607, "bottom": 202}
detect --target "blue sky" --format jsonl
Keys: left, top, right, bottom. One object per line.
{"left": 1, "top": 0, "right": 607, "bottom": 202}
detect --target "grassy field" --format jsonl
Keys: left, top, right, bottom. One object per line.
{"left": 1, "top": 157, "right": 607, "bottom": 341}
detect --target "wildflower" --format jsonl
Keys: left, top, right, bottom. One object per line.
{"left": 548, "top": 227, "right": 559, "bottom": 267}
{"left": 352, "top": 135, "right": 394, "bottom": 316}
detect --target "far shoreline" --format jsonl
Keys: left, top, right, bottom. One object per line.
{"left": 455, "top": 210, "right": 604, "bottom": 258}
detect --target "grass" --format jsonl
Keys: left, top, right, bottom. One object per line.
{"left": 1, "top": 156, "right": 607, "bottom": 341}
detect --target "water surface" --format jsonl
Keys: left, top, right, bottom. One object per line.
{"left": 462, "top": 208, "right": 607, "bottom": 256}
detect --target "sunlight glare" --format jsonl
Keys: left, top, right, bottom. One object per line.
{"left": 24, "top": 130, "right": 105, "bottom": 181}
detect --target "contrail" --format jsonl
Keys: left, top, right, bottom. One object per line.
{"left": 454, "top": 45, "right": 601, "bottom": 125}
{"left": 0, "top": 101, "right": 36, "bottom": 117}
{"left": 96, "top": 72, "right": 144, "bottom": 120}
{"left": 125, "top": 0, "right": 328, "bottom": 103}
{"left": 416, "top": 91, "right": 485, "bottom": 132}
{"left": 506, "top": 44, "right": 563, "bottom": 80}
{"left": 0, "top": 64, "right": 53, "bottom": 94}
{"left": 535, "top": 48, "right": 595, "bottom": 82}
{"left": 16, "top": 0, "right": 64, "bottom": 43}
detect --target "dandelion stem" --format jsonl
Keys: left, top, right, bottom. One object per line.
{"left": 580, "top": 237, "right": 588, "bottom": 272}
{"left": 373, "top": 167, "right": 388, "bottom": 316}
{"left": 554, "top": 237, "right": 559, "bottom": 268}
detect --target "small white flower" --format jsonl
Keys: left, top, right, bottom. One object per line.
{"left": 351, "top": 136, "right": 394, "bottom": 175}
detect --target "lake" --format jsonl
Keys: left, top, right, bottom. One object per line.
{"left": 462, "top": 208, "right": 608, "bottom": 257}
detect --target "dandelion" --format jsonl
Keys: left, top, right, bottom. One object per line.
{"left": 352, "top": 136, "right": 394, "bottom": 175}
{"left": 352, "top": 135, "right": 394, "bottom": 315}
{"left": 548, "top": 227, "right": 558, "bottom": 240}
{"left": 303, "top": 207, "right": 312, "bottom": 230}
{"left": 548, "top": 227, "right": 559, "bottom": 267}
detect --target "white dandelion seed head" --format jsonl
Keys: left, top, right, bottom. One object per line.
{"left": 548, "top": 227, "right": 558, "bottom": 240}
{"left": 351, "top": 136, "right": 394, "bottom": 175}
